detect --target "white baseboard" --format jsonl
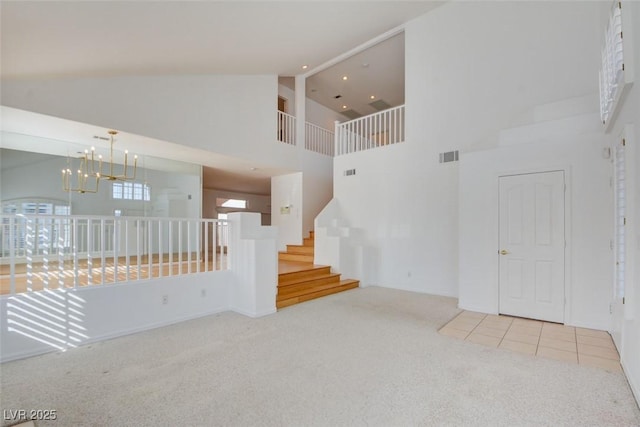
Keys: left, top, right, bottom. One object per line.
{"left": 231, "top": 306, "right": 277, "bottom": 318}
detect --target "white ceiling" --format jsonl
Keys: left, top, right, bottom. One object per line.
{"left": 306, "top": 33, "right": 405, "bottom": 118}
{"left": 0, "top": 1, "right": 443, "bottom": 193}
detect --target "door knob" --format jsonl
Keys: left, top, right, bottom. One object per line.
{"left": 500, "top": 249, "right": 509, "bottom": 255}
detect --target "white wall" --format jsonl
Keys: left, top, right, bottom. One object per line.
{"left": 1, "top": 75, "right": 302, "bottom": 172}
{"left": 405, "top": 1, "right": 603, "bottom": 152}
{"left": 458, "top": 136, "right": 612, "bottom": 329}
{"left": 334, "top": 1, "right": 605, "bottom": 299}
{"left": 334, "top": 143, "right": 459, "bottom": 296}
{"left": 603, "top": 0, "right": 640, "bottom": 407}
{"left": 1, "top": 271, "right": 231, "bottom": 362}
{"left": 302, "top": 150, "right": 333, "bottom": 237}
{"left": 271, "top": 172, "right": 303, "bottom": 250}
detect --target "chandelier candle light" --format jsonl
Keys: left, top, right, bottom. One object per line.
{"left": 62, "top": 130, "right": 138, "bottom": 193}
{"left": 93, "top": 130, "right": 138, "bottom": 181}
{"left": 61, "top": 150, "right": 100, "bottom": 194}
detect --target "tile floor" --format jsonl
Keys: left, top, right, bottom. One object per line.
{"left": 439, "top": 311, "right": 621, "bottom": 372}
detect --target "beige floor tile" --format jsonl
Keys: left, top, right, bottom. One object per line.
{"left": 537, "top": 346, "right": 578, "bottom": 364}
{"left": 578, "top": 354, "right": 622, "bottom": 372}
{"left": 473, "top": 326, "right": 507, "bottom": 338}
{"left": 508, "top": 324, "right": 542, "bottom": 337}
{"left": 511, "top": 318, "right": 543, "bottom": 328}
{"left": 457, "top": 311, "right": 486, "bottom": 320}
{"left": 542, "top": 323, "right": 575, "bottom": 333}
{"left": 578, "top": 343, "right": 619, "bottom": 360}
{"left": 503, "top": 331, "right": 540, "bottom": 345}
{"left": 466, "top": 332, "right": 501, "bottom": 347}
{"left": 480, "top": 319, "right": 513, "bottom": 331}
{"left": 446, "top": 318, "right": 482, "bottom": 331}
{"left": 499, "top": 339, "right": 537, "bottom": 355}
{"left": 540, "top": 330, "right": 576, "bottom": 343}
{"left": 575, "top": 327, "right": 611, "bottom": 339}
{"left": 576, "top": 334, "right": 615, "bottom": 349}
{"left": 485, "top": 314, "right": 514, "bottom": 322}
{"left": 539, "top": 337, "right": 577, "bottom": 352}
{"left": 439, "top": 327, "right": 470, "bottom": 340}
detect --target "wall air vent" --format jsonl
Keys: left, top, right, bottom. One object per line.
{"left": 344, "top": 169, "right": 356, "bottom": 176}
{"left": 341, "top": 109, "right": 362, "bottom": 120}
{"left": 369, "top": 99, "right": 391, "bottom": 111}
{"left": 439, "top": 150, "right": 459, "bottom": 163}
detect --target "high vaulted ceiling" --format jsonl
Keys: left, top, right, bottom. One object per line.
{"left": 0, "top": 1, "right": 443, "bottom": 194}
{"left": 1, "top": 1, "right": 441, "bottom": 79}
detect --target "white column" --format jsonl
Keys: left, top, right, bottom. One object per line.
{"left": 295, "top": 75, "right": 306, "bottom": 152}
{"left": 227, "top": 212, "right": 278, "bottom": 317}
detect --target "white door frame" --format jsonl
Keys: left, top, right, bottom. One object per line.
{"left": 497, "top": 166, "right": 572, "bottom": 324}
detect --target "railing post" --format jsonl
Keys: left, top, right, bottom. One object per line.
{"left": 295, "top": 75, "right": 306, "bottom": 152}
{"left": 9, "top": 216, "right": 16, "bottom": 294}
{"left": 334, "top": 120, "right": 340, "bottom": 156}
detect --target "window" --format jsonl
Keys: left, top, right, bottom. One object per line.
{"left": 112, "top": 182, "right": 151, "bottom": 201}
{"left": 216, "top": 198, "right": 247, "bottom": 209}
{"left": 599, "top": 0, "right": 633, "bottom": 128}
{"left": 1, "top": 198, "right": 71, "bottom": 257}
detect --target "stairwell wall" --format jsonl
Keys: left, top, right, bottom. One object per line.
{"left": 334, "top": 1, "right": 605, "bottom": 298}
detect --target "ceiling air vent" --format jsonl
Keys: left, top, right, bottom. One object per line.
{"left": 369, "top": 99, "right": 391, "bottom": 111}
{"left": 344, "top": 168, "right": 356, "bottom": 176}
{"left": 439, "top": 150, "right": 459, "bottom": 163}
{"left": 341, "top": 109, "right": 362, "bottom": 120}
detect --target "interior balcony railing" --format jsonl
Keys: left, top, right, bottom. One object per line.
{"left": 0, "top": 214, "right": 228, "bottom": 295}
{"left": 335, "top": 104, "right": 405, "bottom": 156}
{"left": 277, "top": 110, "right": 296, "bottom": 146}
{"left": 305, "top": 122, "right": 335, "bottom": 156}
{"left": 277, "top": 111, "right": 335, "bottom": 156}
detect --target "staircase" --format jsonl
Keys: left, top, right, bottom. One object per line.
{"left": 277, "top": 231, "right": 359, "bottom": 309}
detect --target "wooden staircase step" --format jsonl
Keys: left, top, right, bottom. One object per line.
{"left": 285, "top": 244, "right": 314, "bottom": 255}
{"left": 276, "top": 279, "right": 359, "bottom": 309}
{"left": 303, "top": 237, "right": 314, "bottom": 247}
{"left": 278, "top": 273, "right": 342, "bottom": 296}
{"left": 279, "top": 265, "right": 331, "bottom": 286}
{"left": 278, "top": 252, "right": 314, "bottom": 263}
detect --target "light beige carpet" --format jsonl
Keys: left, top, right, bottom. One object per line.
{"left": 1, "top": 286, "right": 639, "bottom": 426}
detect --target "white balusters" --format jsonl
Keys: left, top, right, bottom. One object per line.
{"left": 305, "top": 122, "right": 335, "bottom": 156}
{"left": 335, "top": 105, "right": 405, "bottom": 155}
{"left": 0, "top": 214, "right": 229, "bottom": 295}
{"left": 277, "top": 111, "right": 296, "bottom": 145}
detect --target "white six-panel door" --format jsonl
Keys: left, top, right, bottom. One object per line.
{"left": 499, "top": 171, "right": 565, "bottom": 323}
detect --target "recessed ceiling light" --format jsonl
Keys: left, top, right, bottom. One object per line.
{"left": 302, "top": 65, "right": 308, "bottom": 70}
{"left": 342, "top": 76, "right": 348, "bottom": 81}
{"left": 370, "top": 95, "right": 375, "bottom": 100}
{"left": 362, "top": 63, "right": 370, "bottom": 68}
{"left": 342, "top": 105, "right": 347, "bottom": 109}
